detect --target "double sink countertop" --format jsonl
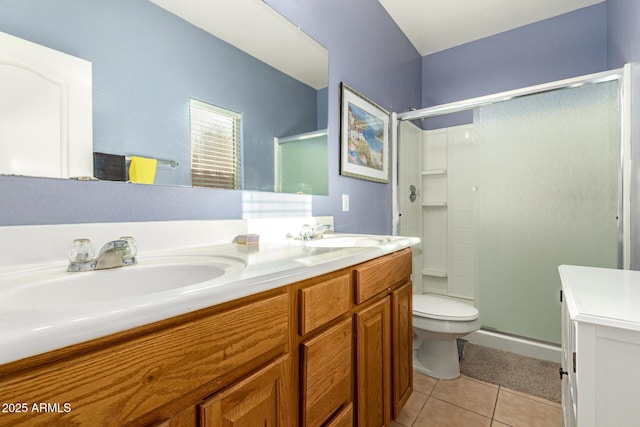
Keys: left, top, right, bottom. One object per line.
{"left": 0, "top": 233, "right": 419, "bottom": 365}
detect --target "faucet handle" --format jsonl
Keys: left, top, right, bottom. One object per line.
{"left": 299, "top": 224, "right": 314, "bottom": 240}
{"left": 312, "top": 224, "right": 333, "bottom": 239}
{"left": 119, "top": 236, "right": 137, "bottom": 258}
{"left": 67, "top": 238, "right": 95, "bottom": 263}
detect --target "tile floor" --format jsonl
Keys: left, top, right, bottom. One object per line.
{"left": 393, "top": 371, "right": 562, "bottom": 427}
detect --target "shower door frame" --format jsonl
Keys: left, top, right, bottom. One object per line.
{"left": 391, "top": 65, "right": 631, "bottom": 269}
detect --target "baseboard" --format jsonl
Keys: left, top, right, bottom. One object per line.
{"left": 465, "top": 330, "right": 561, "bottom": 363}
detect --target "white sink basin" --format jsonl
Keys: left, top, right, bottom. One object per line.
{"left": 304, "top": 235, "right": 390, "bottom": 248}
{"left": 0, "top": 255, "right": 246, "bottom": 308}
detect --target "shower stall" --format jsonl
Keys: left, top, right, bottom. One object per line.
{"left": 394, "top": 66, "right": 633, "bottom": 351}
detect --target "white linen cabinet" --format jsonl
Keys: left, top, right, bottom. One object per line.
{"left": 559, "top": 265, "right": 640, "bottom": 427}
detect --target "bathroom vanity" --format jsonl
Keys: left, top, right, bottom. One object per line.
{"left": 559, "top": 265, "right": 640, "bottom": 427}
{"left": 0, "top": 219, "right": 417, "bottom": 426}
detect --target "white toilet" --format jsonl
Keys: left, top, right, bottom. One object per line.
{"left": 413, "top": 294, "right": 480, "bottom": 379}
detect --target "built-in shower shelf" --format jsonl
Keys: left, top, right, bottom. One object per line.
{"left": 422, "top": 202, "right": 447, "bottom": 207}
{"left": 422, "top": 268, "right": 448, "bottom": 278}
{"left": 422, "top": 169, "right": 447, "bottom": 176}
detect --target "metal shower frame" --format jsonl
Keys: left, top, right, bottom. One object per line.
{"left": 391, "top": 65, "right": 632, "bottom": 269}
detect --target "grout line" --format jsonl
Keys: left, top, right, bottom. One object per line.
{"left": 409, "top": 394, "right": 429, "bottom": 427}
{"left": 492, "top": 385, "right": 501, "bottom": 421}
{"left": 413, "top": 391, "right": 429, "bottom": 426}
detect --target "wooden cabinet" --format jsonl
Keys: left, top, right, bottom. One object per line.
{"left": 297, "top": 271, "right": 352, "bottom": 427}
{"left": 355, "top": 296, "right": 392, "bottom": 427}
{"left": 199, "top": 356, "right": 291, "bottom": 427}
{"left": 354, "top": 248, "right": 413, "bottom": 427}
{"left": 0, "top": 289, "right": 290, "bottom": 427}
{"left": 325, "top": 403, "right": 354, "bottom": 427}
{"left": 391, "top": 281, "right": 413, "bottom": 418}
{"left": 298, "top": 272, "right": 351, "bottom": 336}
{"left": 301, "top": 319, "right": 352, "bottom": 427}
{"left": 0, "top": 248, "right": 413, "bottom": 427}
{"left": 296, "top": 249, "right": 413, "bottom": 427}
{"left": 354, "top": 248, "right": 413, "bottom": 305}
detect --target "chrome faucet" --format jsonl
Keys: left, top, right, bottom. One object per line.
{"left": 298, "top": 224, "right": 333, "bottom": 241}
{"left": 67, "top": 237, "right": 137, "bottom": 272}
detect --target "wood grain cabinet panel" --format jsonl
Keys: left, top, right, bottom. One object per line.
{"left": 301, "top": 318, "right": 352, "bottom": 427}
{"left": 355, "top": 297, "right": 391, "bottom": 427}
{"left": 355, "top": 249, "right": 412, "bottom": 304}
{"left": 299, "top": 272, "right": 350, "bottom": 336}
{"left": 0, "top": 292, "right": 289, "bottom": 426}
{"left": 199, "top": 356, "right": 292, "bottom": 427}
{"left": 325, "top": 402, "right": 353, "bottom": 427}
{"left": 392, "top": 281, "right": 413, "bottom": 418}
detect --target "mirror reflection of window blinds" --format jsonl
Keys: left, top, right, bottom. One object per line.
{"left": 190, "top": 98, "right": 242, "bottom": 189}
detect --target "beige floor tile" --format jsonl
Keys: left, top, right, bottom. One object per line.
{"left": 431, "top": 376, "right": 499, "bottom": 418}
{"left": 395, "top": 391, "right": 428, "bottom": 426}
{"left": 491, "top": 421, "right": 511, "bottom": 426}
{"left": 493, "top": 389, "right": 562, "bottom": 427}
{"left": 413, "top": 371, "right": 438, "bottom": 395}
{"left": 499, "top": 386, "right": 561, "bottom": 408}
{"left": 413, "top": 397, "right": 492, "bottom": 427}
{"left": 461, "top": 374, "right": 499, "bottom": 389}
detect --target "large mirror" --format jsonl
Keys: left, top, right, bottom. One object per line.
{"left": 0, "top": 0, "right": 329, "bottom": 195}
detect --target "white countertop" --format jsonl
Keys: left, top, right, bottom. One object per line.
{"left": 559, "top": 264, "right": 640, "bottom": 331}
{"left": 0, "top": 233, "right": 419, "bottom": 365}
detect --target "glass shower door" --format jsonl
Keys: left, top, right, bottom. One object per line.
{"left": 473, "top": 81, "right": 620, "bottom": 344}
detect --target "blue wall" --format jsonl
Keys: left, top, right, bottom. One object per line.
{"left": 421, "top": 3, "right": 608, "bottom": 129}
{"left": 0, "top": 0, "right": 421, "bottom": 232}
{"left": 607, "top": 0, "right": 640, "bottom": 67}
{"left": 266, "top": 0, "right": 422, "bottom": 233}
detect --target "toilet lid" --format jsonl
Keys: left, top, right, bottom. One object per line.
{"left": 413, "top": 294, "right": 479, "bottom": 321}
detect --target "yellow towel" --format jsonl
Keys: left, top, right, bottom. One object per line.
{"left": 128, "top": 156, "right": 157, "bottom": 184}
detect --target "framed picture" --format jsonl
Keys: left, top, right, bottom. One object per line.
{"left": 340, "top": 83, "right": 389, "bottom": 183}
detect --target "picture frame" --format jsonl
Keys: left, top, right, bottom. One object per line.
{"left": 339, "top": 82, "right": 389, "bottom": 183}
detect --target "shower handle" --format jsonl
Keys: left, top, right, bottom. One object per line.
{"left": 409, "top": 184, "right": 417, "bottom": 203}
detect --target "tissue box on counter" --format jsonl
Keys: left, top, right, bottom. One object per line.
{"left": 236, "top": 234, "right": 259, "bottom": 245}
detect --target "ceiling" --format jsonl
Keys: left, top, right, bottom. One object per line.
{"left": 150, "top": 0, "right": 605, "bottom": 89}
{"left": 149, "top": 0, "right": 328, "bottom": 89}
{"left": 378, "top": 0, "right": 605, "bottom": 56}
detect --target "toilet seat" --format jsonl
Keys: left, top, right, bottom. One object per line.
{"left": 413, "top": 294, "right": 479, "bottom": 321}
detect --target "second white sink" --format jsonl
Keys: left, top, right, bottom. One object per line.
{"left": 304, "top": 235, "right": 390, "bottom": 248}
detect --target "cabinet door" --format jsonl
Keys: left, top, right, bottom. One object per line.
{"left": 561, "top": 297, "right": 575, "bottom": 427}
{"left": 199, "top": 356, "right": 291, "bottom": 427}
{"left": 301, "top": 318, "right": 352, "bottom": 427}
{"left": 355, "top": 297, "right": 391, "bottom": 427}
{"left": 391, "top": 281, "right": 413, "bottom": 418}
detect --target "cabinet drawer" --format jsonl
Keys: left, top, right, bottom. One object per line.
{"left": 355, "top": 248, "right": 412, "bottom": 304}
{"left": 299, "top": 273, "right": 350, "bottom": 335}
{"left": 0, "top": 292, "right": 289, "bottom": 426}
{"left": 301, "top": 318, "right": 352, "bottom": 427}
